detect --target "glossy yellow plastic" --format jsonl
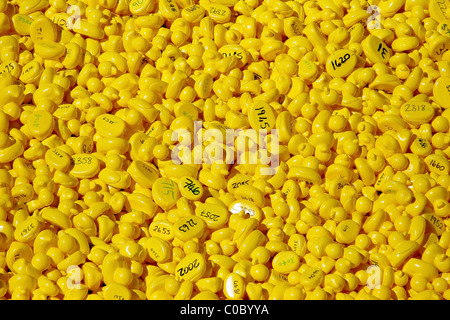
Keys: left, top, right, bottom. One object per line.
{"left": 19, "top": 60, "right": 43, "bottom": 84}
{"left": 403, "top": 258, "right": 439, "bottom": 281}
{"left": 152, "top": 177, "right": 180, "bottom": 211}
{"left": 12, "top": 14, "right": 33, "bottom": 36}
{"left": 387, "top": 240, "right": 420, "bottom": 268}
{"left": 434, "top": 77, "right": 450, "bottom": 108}
{"left": 94, "top": 114, "right": 127, "bottom": 138}
{"left": 40, "top": 207, "right": 72, "bottom": 229}
{"left": 223, "top": 272, "right": 245, "bottom": 299}
{"left": 44, "top": 148, "right": 72, "bottom": 171}
{"left": 26, "top": 110, "right": 54, "bottom": 141}
{"left": 300, "top": 266, "right": 324, "bottom": 291}
{"left": 287, "top": 166, "right": 322, "bottom": 185}
{"left": 129, "top": 0, "right": 155, "bottom": 15}
{"left": 175, "top": 252, "right": 207, "bottom": 282}
{"left": 159, "top": 0, "right": 180, "bottom": 21}
{"left": 229, "top": 200, "right": 263, "bottom": 221}
{"left": 288, "top": 233, "right": 307, "bottom": 257}
{"left": 146, "top": 237, "right": 172, "bottom": 263}
{"left": 234, "top": 185, "right": 265, "bottom": 208}
{"left": 195, "top": 202, "right": 229, "bottom": 229}
{"left": 400, "top": 101, "right": 435, "bottom": 126}
{"left": 1, "top": 0, "right": 450, "bottom": 302}
{"left": 272, "top": 251, "right": 300, "bottom": 274}
{"left": 128, "top": 192, "right": 158, "bottom": 219}
{"left": 218, "top": 44, "right": 249, "bottom": 67}
{"left": 103, "top": 283, "right": 132, "bottom": 300}
{"left": 34, "top": 41, "right": 66, "bottom": 60}
{"left": 194, "top": 73, "right": 213, "bottom": 100}
{"left": 425, "top": 154, "right": 450, "bottom": 175}
{"left": 174, "top": 215, "right": 206, "bottom": 242}
{"left": 127, "top": 160, "right": 160, "bottom": 188}
{"left": 335, "top": 220, "right": 360, "bottom": 244}
{"left": 70, "top": 154, "right": 100, "bottom": 179}
{"left": 422, "top": 213, "right": 445, "bottom": 235}
{"left": 13, "top": 216, "right": 41, "bottom": 242}
{"left": 182, "top": 4, "right": 206, "bottom": 23}
{"left": 226, "top": 174, "right": 252, "bottom": 193}
{"left": 11, "top": 184, "right": 34, "bottom": 203}
{"left": 248, "top": 101, "right": 276, "bottom": 131}
{"left": 362, "top": 35, "right": 392, "bottom": 65}
{"left": 208, "top": 3, "right": 231, "bottom": 23}
{"left": 429, "top": 0, "right": 450, "bottom": 23}
{"left": 326, "top": 49, "right": 357, "bottom": 78}
{"left": 410, "top": 137, "right": 432, "bottom": 157}
{"left": 30, "top": 16, "right": 57, "bottom": 43}
{"left": 149, "top": 220, "right": 174, "bottom": 241}
{"left": 73, "top": 20, "right": 105, "bottom": 40}
{"left": 178, "top": 176, "right": 204, "bottom": 201}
